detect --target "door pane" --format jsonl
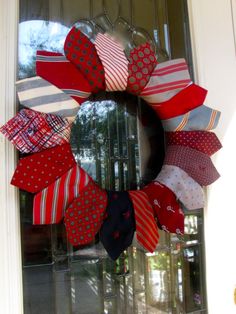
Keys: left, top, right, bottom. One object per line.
{"left": 18, "top": 1, "right": 206, "bottom": 313}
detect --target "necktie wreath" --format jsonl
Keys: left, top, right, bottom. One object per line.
{"left": 0, "top": 22, "right": 222, "bottom": 261}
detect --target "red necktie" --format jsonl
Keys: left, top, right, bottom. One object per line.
{"left": 64, "top": 181, "right": 107, "bottom": 246}
{"left": 11, "top": 143, "right": 76, "bottom": 193}
{"left": 164, "top": 145, "right": 220, "bottom": 186}
{"left": 166, "top": 130, "right": 222, "bottom": 156}
{"left": 33, "top": 164, "right": 90, "bottom": 224}
{"left": 0, "top": 109, "right": 71, "bottom": 154}
{"left": 142, "top": 83, "right": 207, "bottom": 120}
{"left": 64, "top": 28, "right": 105, "bottom": 93}
{"left": 126, "top": 42, "right": 157, "bottom": 95}
{"left": 129, "top": 190, "right": 159, "bottom": 252}
{"left": 95, "top": 33, "right": 129, "bottom": 91}
{"left": 36, "top": 50, "right": 92, "bottom": 105}
{"left": 143, "top": 181, "right": 184, "bottom": 235}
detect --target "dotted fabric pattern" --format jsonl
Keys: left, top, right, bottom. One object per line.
{"left": 156, "top": 165, "right": 205, "bottom": 210}
{"left": 166, "top": 130, "right": 222, "bottom": 156}
{"left": 11, "top": 143, "right": 76, "bottom": 193}
{"left": 64, "top": 181, "right": 108, "bottom": 246}
{"left": 126, "top": 43, "right": 157, "bottom": 95}
{"left": 143, "top": 181, "right": 184, "bottom": 235}
{"left": 64, "top": 28, "right": 105, "bottom": 93}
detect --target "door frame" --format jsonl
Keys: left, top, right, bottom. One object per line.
{"left": 1, "top": 1, "right": 236, "bottom": 313}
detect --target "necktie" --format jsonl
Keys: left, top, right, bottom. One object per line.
{"left": 0, "top": 109, "right": 71, "bottom": 153}
{"left": 64, "top": 181, "right": 107, "bottom": 246}
{"left": 128, "top": 190, "right": 159, "bottom": 252}
{"left": 141, "top": 83, "right": 207, "bottom": 120}
{"left": 36, "top": 51, "right": 92, "bottom": 105}
{"left": 11, "top": 143, "right": 76, "bottom": 193}
{"left": 64, "top": 28, "right": 105, "bottom": 93}
{"left": 16, "top": 76, "right": 79, "bottom": 121}
{"left": 95, "top": 33, "right": 129, "bottom": 91}
{"left": 156, "top": 165, "right": 205, "bottom": 210}
{"left": 164, "top": 145, "right": 220, "bottom": 186}
{"left": 143, "top": 181, "right": 184, "bottom": 235}
{"left": 33, "top": 164, "right": 90, "bottom": 224}
{"left": 166, "top": 131, "right": 222, "bottom": 156}
{"left": 126, "top": 42, "right": 157, "bottom": 95}
{"left": 100, "top": 191, "right": 136, "bottom": 260}
{"left": 162, "top": 105, "right": 221, "bottom": 131}
{"left": 140, "top": 58, "right": 191, "bottom": 103}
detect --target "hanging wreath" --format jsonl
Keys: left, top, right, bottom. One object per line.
{"left": 0, "top": 21, "right": 222, "bottom": 261}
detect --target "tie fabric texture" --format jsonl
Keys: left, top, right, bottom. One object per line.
{"left": 143, "top": 181, "right": 184, "bottom": 235}
{"left": 166, "top": 131, "right": 222, "bottom": 156}
{"left": 0, "top": 109, "right": 71, "bottom": 154}
{"left": 64, "top": 181, "right": 108, "bottom": 246}
{"left": 64, "top": 28, "right": 105, "bottom": 93}
{"left": 94, "top": 33, "right": 129, "bottom": 91}
{"left": 156, "top": 165, "right": 205, "bottom": 210}
{"left": 36, "top": 51, "right": 92, "bottom": 105}
{"left": 162, "top": 105, "right": 221, "bottom": 131}
{"left": 126, "top": 43, "right": 157, "bottom": 95}
{"left": 100, "top": 191, "right": 136, "bottom": 260}
{"left": 11, "top": 143, "right": 76, "bottom": 193}
{"left": 16, "top": 76, "right": 79, "bottom": 121}
{"left": 164, "top": 145, "right": 220, "bottom": 186}
{"left": 33, "top": 164, "right": 90, "bottom": 224}
{"left": 140, "top": 58, "right": 191, "bottom": 103}
{"left": 142, "top": 83, "right": 207, "bottom": 120}
{"left": 128, "top": 190, "right": 159, "bottom": 253}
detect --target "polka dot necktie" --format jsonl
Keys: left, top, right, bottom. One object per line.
{"left": 11, "top": 143, "right": 76, "bottom": 193}
{"left": 166, "top": 130, "right": 222, "bottom": 156}
{"left": 126, "top": 42, "right": 157, "bottom": 95}
{"left": 0, "top": 109, "right": 71, "bottom": 154}
{"left": 64, "top": 27, "right": 105, "bottom": 93}
{"left": 143, "top": 181, "right": 184, "bottom": 235}
{"left": 156, "top": 165, "right": 205, "bottom": 210}
{"left": 33, "top": 165, "right": 90, "bottom": 224}
{"left": 128, "top": 190, "right": 159, "bottom": 252}
{"left": 164, "top": 145, "right": 220, "bottom": 186}
{"left": 64, "top": 181, "right": 108, "bottom": 246}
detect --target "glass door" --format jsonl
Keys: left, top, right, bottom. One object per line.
{"left": 19, "top": 1, "right": 207, "bottom": 313}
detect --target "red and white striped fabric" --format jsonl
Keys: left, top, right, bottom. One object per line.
{"left": 129, "top": 190, "right": 159, "bottom": 253}
{"left": 33, "top": 164, "right": 90, "bottom": 224}
{"left": 140, "top": 58, "right": 191, "bottom": 104}
{"left": 95, "top": 33, "right": 129, "bottom": 91}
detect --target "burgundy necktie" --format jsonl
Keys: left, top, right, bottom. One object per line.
{"left": 11, "top": 143, "right": 76, "bottom": 193}
{"left": 95, "top": 33, "right": 129, "bottom": 91}
{"left": 164, "top": 145, "right": 220, "bottom": 186}
{"left": 33, "top": 165, "right": 90, "bottom": 224}
{"left": 64, "top": 181, "right": 107, "bottom": 246}
{"left": 166, "top": 130, "right": 222, "bottom": 156}
{"left": 129, "top": 190, "right": 159, "bottom": 252}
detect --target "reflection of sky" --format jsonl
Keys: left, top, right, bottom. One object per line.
{"left": 19, "top": 20, "right": 69, "bottom": 66}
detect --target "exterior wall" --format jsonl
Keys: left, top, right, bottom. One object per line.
{"left": 0, "top": 0, "right": 236, "bottom": 313}
{"left": 188, "top": 0, "right": 236, "bottom": 313}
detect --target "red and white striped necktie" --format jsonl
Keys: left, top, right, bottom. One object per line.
{"left": 33, "top": 164, "right": 90, "bottom": 224}
{"left": 95, "top": 33, "right": 129, "bottom": 91}
{"left": 129, "top": 190, "right": 159, "bottom": 252}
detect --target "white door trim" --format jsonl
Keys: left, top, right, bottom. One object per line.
{"left": 0, "top": 0, "right": 23, "bottom": 313}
